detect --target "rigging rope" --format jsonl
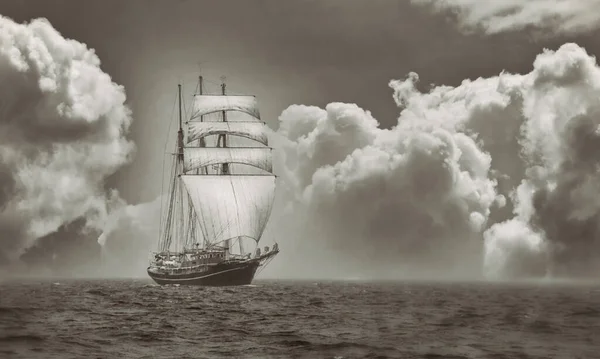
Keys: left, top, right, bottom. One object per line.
{"left": 158, "top": 91, "right": 179, "bottom": 251}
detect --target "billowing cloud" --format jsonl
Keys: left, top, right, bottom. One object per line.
{"left": 412, "top": 0, "right": 600, "bottom": 36}
{"left": 275, "top": 87, "right": 502, "bottom": 279}
{"left": 0, "top": 15, "right": 134, "bottom": 267}
{"left": 486, "top": 43, "right": 600, "bottom": 279}
{"left": 4, "top": 15, "right": 600, "bottom": 282}
{"left": 274, "top": 42, "right": 600, "bottom": 280}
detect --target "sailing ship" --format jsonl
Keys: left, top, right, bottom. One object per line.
{"left": 147, "top": 76, "right": 279, "bottom": 286}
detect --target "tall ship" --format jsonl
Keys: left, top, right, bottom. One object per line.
{"left": 147, "top": 76, "right": 279, "bottom": 286}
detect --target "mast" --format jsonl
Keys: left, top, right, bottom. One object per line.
{"left": 194, "top": 75, "right": 206, "bottom": 248}
{"left": 197, "top": 76, "right": 207, "bottom": 174}
{"left": 177, "top": 84, "right": 184, "bottom": 163}
{"left": 220, "top": 79, "right": 229, "bottom": 175}
{"left": 186, "top": 77, "right": 202, "bottom": 249}
{"left": 159, "top": 84, "right": 185, "bottom": 254}
{"left": 198, "top": 76, "right": 203, "bottom": 117}
{"left": 220, "top": 78, "right": 230, "bottom": 255}
{"left": 176, "top": 84, "right": 185, "bottom": 254}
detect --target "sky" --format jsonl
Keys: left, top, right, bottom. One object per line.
{"left": 2, "top": 0, "right": 600, "bottom": 281}
{"left": 4, "top": 0, "right": 598, "bottom": 203}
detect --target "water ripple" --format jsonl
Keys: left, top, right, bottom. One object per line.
{"left": 0, "top": 280, "right": 599, "bottom": 358}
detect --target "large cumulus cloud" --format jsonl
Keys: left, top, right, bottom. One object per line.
{"left": 5, "top": 14, "right": 600, "bottom": 282}
{"left": 485, "top": 43, "right": 600, "bottom": 279}
{"left": 274, "top": 42, "right": 600, "bottom": 280}
{"left": 0, "top": 15, "right": 134, "bottom": 270}
{"left": 275, "top": 92, "right": 501, "bottom": 279}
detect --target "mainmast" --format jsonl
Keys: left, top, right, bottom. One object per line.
{"left": 197, "top": 76, "right": 207, "bottom": 174}
{"left": 218, "top": 78, "right": 230, "bottom": 255}
{"left": 219, "top": 79, "right": 229, "bottom": 175}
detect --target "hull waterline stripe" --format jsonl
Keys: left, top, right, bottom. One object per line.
{"left": 149, "top": 266, "right": 251, "bottom": 282}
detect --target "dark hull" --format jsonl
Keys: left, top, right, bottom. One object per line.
{"left": 147, "top": 260, "right": 260, "bottom": 286}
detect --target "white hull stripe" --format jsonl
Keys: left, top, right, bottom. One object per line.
{"left": 149, "top": 266, "right": 249, "bottom": 282}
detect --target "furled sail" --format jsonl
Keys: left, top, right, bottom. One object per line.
{"left": 187, "top": 121, "right": 268, "bottom": 146}
{"left": 181, "top": 175, "right": 276, "bottom": 244}
{"left": 183, "top": 147, "right": 273, "bottom": 174}
{"left": 190, "top": 95, "right": 260, "bottom": 120}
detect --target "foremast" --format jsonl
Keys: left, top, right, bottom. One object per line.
{"left": 157, "top": 84, "right": 190, "bottom": 255}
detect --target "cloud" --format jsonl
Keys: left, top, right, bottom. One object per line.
{"left": 0, "top": 15, "right": 134, "bottom": 268}
{"left": 274, "top": 83, "right": 502, "bottom": 279}
{"left": 412, "top": 0, "right": 600, "bottom": 36}
{"left": 4, "top": 16, "right": 600, "bottom": 282}
{"left": 275, "top": 42, "right": 600, "bottom": 280}
{"left": 488, "top": 43, "right": 600, "bottom": 278}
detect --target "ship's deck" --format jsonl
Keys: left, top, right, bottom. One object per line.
{"left": 148, "top": 249, "right": 278, "bottom": 276}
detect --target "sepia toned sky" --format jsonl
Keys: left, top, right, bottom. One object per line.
{"left": 3, "top": 0, "right": 598, "bottom": 204}
{"left": 4, "top": 0, "right": 600, "bottom": 279}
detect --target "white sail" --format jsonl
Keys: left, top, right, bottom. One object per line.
{"left": 183, "top": 147, "right": 272, "bottom": 174}
{"left": 181, "top": 175, "right": 276, "bottom": 244}
{"left": 187, "top": 121, "right": 268, "bottom": 146}
{"left": 190, "top": 95, "right": 260, "bottom": 120}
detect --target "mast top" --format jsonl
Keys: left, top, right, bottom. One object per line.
{"left": 177, "top": 84, "right": 183, "bottom": 130}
